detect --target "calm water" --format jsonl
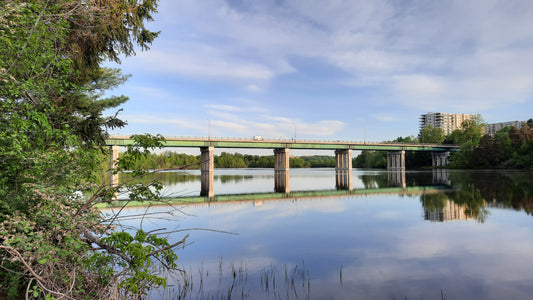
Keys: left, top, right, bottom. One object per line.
{"left": 105, "top": 169, "right": 533, "bottom": 299}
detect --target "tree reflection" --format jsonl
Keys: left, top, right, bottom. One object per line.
{"left": 422, "top": 171, "right": 533, "bottom": 222}
{"left": 450, "top": 171, "right": 533, "bottom": 216}
{"left": 359, "top": 173, "right": 389, "bottom": 188}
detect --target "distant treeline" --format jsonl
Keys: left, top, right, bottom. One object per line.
{"left": 122, "top": 151, "right": 337, "bottom": 170}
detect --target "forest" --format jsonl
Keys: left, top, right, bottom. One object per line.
{"left": 119, "top": 151, "right": 337, "bottom": 170}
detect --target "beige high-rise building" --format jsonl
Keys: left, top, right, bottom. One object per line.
{"left": 419, "top": 112, "right": 474, "bottom": 135}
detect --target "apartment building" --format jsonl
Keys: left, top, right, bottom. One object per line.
{"left": 419, "top": 112, "right": 474, "bottom": 135}
{"left": 485, "top": 120, "right": 525, "bottom": 136}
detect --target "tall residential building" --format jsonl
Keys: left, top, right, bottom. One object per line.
{"left": 419, "top": 112, "right": 474, "bottom": 135}
{"left": 486, "top": 120, "right": 525, "bottom": 136}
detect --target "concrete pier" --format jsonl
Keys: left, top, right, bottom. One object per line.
{"left": 387, "top": 150, "right": 405, "bottom": 170}
{"left": 431, "top": 151, "right": 450, "bottom": 167}
{"left": 200, "top": 146, "right": 214, "bottom": 197}
{"left": 335, "top": 149, "right": 353, "bottom": 190}
{"left": 110, "top": 145, "right": 120, "bottom": 188}
{"left": 274, "top": 148, "right": 290, "bottom": 193}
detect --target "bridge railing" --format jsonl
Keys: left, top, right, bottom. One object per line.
{"left": 108, "top": 134, "right": 456, "bottom": 148}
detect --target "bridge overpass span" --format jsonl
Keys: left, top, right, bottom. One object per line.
{"left": 105, "top": 136, "right": 459, "bottom": 197}
{"left": 106, "top": 135, "right": 458, "bottom": 151}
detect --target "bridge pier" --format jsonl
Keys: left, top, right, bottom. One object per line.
{"left": 110, "top": 145, "right": 120, "bottom": 188}
{"left": 335, "top": 149, "right": 353, "bottom": 190}
{"left": 387, "top": 150, "right": 405, "bottom": 170}
{"left": 431, "top": 151, "right": 450, "bottom": 167}
{"left": 274, "top": 148, "right": 290, "bottom": 193}
{"left": 200, "top": 146, "right": 214, "bottom": 197}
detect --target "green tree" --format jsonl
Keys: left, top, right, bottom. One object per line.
{"left": 419, "top": 125, "right": 445, "bottom": 144}
{"left": 0, "top": 0, "right": 188, "bottom": 298}
{"left": 353, "top": 150, "right": 387, "bottom": 168}
{"left": 215, "top": 152, "right": 247, "bottom": 168}
{"left": 447, "top": 116, "right": 487, "bottom": 168}
{"left": 290, "top": 157, "right": 310, "bottom": 168}
{"left": 463, "top": 115, "right": 486, "bottom": 142}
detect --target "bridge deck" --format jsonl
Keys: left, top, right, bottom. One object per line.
{"left": 106, "top": 136, "right": 459, "bottom": 151}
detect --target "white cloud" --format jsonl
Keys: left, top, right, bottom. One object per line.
{"left": 244, "top": 84, "right": 263, "bottom": 92}
{"left": 206, "top": 110, "right": 239, "bottom": 121}
{"left": 204, "top": 104, "right": 242, "bottom": 112}
{"left": 297, "top": 120, "right": 345, "bottom": 136}
{"left": 131, "top": 48, "right": 275, "bottom": 81}
{"left": 116, "top": 0, "right": 533, "bottom": 139}
{"left": 373, "top": 113, "right": 399, "bottom": 122}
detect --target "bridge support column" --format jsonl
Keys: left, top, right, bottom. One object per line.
{"left": 335, "top": 149, "right": 353, "bottom": 190}
{"left": 387, "top": 150, "right": 405, "bottom": 170}
{"left": 431, "top": 151, "right": 450, "bottom": 167}
{"left": 200, "top": 146, "right": 214, "bottom": 197}
{"left": 274, "top": 148, "right": 290, "bottom": 193}
{"left": 110, "top": 146, "right": 120, "bottom": 188}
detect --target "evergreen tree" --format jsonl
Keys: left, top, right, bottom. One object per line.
{"left": 0, "top": 1, "right": 185, "bottom": 298}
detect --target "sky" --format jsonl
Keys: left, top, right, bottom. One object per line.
{"left": 107, "top": 0, "right": 533, "bottom": 143}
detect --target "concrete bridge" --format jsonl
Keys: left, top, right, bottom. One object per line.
{"left": 106, "top": 136, "right": 459, "bottom": 197}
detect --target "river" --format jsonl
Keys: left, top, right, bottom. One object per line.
{"left": 103, "top": 168, "right": 533, "bottom": 299}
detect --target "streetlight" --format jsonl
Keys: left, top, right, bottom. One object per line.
{"left": 208, "top": 119, "right": 211, "bottom": 140}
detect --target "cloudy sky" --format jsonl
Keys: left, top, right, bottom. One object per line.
{"left": 107, "top": 0, "right": 533, "bottom": 142}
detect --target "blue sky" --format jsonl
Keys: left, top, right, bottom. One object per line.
{"left": 107, "top": 0, "right": 533, "bottom": 142}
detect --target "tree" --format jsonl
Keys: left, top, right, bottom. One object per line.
{"left": 0, "top": 1, "right": 186, "bottom": 298}
{"left": 509, "top": 126, "right": 524, "bottom": 150}
{"left": 353, "top": 150, "right": 387, "bottom": 168}
{"left": 393, "top": 135, "right": 418, "bottom": 143}
{"left": 460, "top": 115, "right": 486, "bottom": 144}
{"left": 446, "top": 116, "right": 487, "bottom": 168}
{"left": 419, "top": 125, "right": 445, "bottom": 144}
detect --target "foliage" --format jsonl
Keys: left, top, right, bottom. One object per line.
{"left": 445, "top": 116, "right": 486, "bottom": 145}
{"left": 300, "top": 155, "right": 336, "bottom": 167}
{"left": 116, "top": 151, "right": 340, "bottom": 170}
{"left": 353, "top": 150, "right": 387, "bottom": 168}
{"left": 392, "top": 135, "right": 418, "bottom": 143}
{"left": 419, "top": 125, "right": 445, "bottom": 144}
{"left": 216, "top": 152, "right": 247, "bottom": 168}
{"left": 449, "top": 122, "right": 533, "bottom": 169}
{"left": 0, "top": 0, "right": 189, "bottom": 298}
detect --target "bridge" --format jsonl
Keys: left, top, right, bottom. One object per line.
{"left": 105, "top": 136, "right": 459, "bottom": 197}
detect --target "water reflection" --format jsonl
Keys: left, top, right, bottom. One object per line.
{"left": 420, "top": 171, "right": 533, "bottom": 223}
{"left": 449, "top": 171, "right": 533, "bottom": 216}
{"left": 106, "top": 169, "right": 533, "bottom": 225}
{"left": 103, "top": 169, "right": 533, "bottom": 299}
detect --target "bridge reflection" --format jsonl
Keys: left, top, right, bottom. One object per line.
{"left": 101, "top": 169, "right": 455, "bottom": 208}
{"left": 102, "top": 185, "right": 456, "bottom": 208}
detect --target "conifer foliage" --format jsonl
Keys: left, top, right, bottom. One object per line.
{"left": 0, "top": 1, "right": 183, "bottom": 298}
